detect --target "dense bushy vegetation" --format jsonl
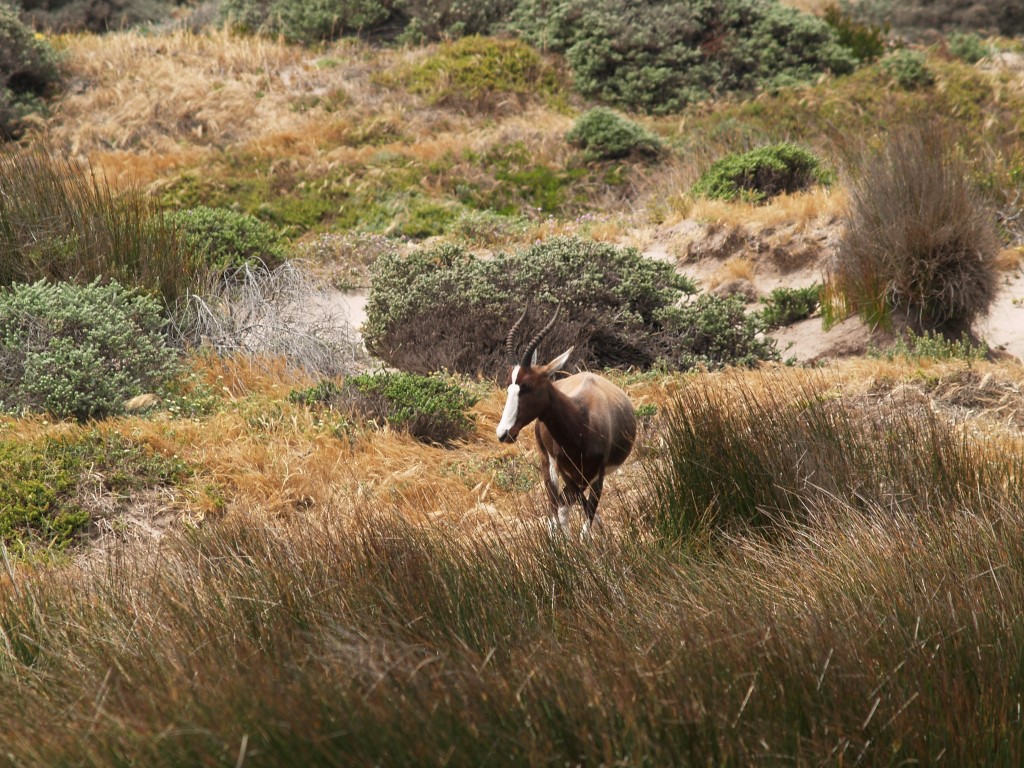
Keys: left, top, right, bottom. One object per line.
{"left": 0, "top": 146, "right": 194, "bottom": 303}
{"left": 758, "top": 283, "right": 821, "bottom": 329}
{"left": 366, "top": 237, "right": 777, "bottom": 377}
{"left": 845, "top": 0, "right": 1024, "bottom": 36}
{"left": 514, "top": 0, "right": 857, "bottom": 113}
{"left": 0, "top": 279, "right": 182, "bottom": 420}
{"left": 826, "top": 129, "right": 1000, "bottom": 338}
{"left": 0, "top": 5, "right": 61, "bottom": 140}
{"left": 692, "top": 143, "right": 832, "bottom": 203}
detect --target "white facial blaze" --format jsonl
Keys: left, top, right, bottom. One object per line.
{"left": 496, "top": 365, "right": 521, "bottom": 437}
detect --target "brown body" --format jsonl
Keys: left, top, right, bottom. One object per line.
{"left": 496, "top": 306, "right": 637, "bottom": 533}
{"left": 534, "top": 372, "right": 637, "bottom": 530}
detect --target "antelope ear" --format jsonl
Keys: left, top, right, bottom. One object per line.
{"left": 544, "top": 347, "right": 574, "bottom": 375}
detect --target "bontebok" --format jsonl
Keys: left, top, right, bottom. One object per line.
{"left": 496, "top": 306, "right": 637, "bottom": 536}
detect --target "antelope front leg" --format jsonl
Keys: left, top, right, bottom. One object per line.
{"left": 580, "top": 472, "right": 606, "bottom": 541}
{"left": 541, "top": 454, "right": 571, "bottom": 533}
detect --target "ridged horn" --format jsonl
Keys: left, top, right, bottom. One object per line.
{"left": 520, "top": 303, "right": 560, "bottom": 369}
{"left": 505, "top": 305, "right": 529, "bottom": 362}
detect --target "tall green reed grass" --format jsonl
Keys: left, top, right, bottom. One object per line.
{"left": 1, "top": 489, "right": 1023, "bottom": 766}
{"left": 0, "top": 145, "right": 198, "bottom": 305}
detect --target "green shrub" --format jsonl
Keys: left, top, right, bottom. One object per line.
{"left": 823, "top": 3, "right": 887, "bottom": 63}
{"left": 291, "top": 371, "right": 479, "bottom": 445}
{"left": 826, "top": 128, "right": 1000, "bottom": 338}
{"left": 0, "top": 6, "right": 62, "bottom": 140}
{"left": 0, "top": 279, "right": 182, "bottom": 421}
{"left": 565, "top": 107, "right": 664, "bottom": 161}
{"left": 655, "top": 294, "right": 779, "bottom": 371}
{"left": 0, "top": 146, "right": 195, "bottom": 304}
{"left": 0, "top": 429, "right": 190, "bottom": 554}
{"left": 221, "top": 0, "right": 395, "bottom": 43}
{"left": 165, "top": 206, "right": 287, "bottom": 274}
{"left": 365, "top": 236, "right": 778, "bottom": 378}
{"left": 882, "top": 49, "right": 934, "bottom": 89}
{"left": 947, "top": 32, "right": 990, "bottom": 64}
{"left": 759, "top": 283, "right": 821, "bottom": 329}
{"left": 388, "top": 36, "right": 562, "bottom": 114}
{"left": 692, "top": 143, "right": 832, "bottom": 204}
{"left": 512, "top": 0, "right": 856, "bottom": 114}
{"left": 840, "top": 0, "right": 1024, "bottom": 37}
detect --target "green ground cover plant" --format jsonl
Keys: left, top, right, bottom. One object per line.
{"left": 0, "top": 429, "right": 189, "bottom": 555}
{"left": 0, "top": 279, "right": 182, "bottom": 421}
{"left": 882, "top": 49, "right": 935, "bottom": 89}
{"left": 290, "top": 370, "right": 479, "bottom": 445}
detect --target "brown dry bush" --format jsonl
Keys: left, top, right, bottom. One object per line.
{"left": 826, "top": 127, "right": 1001, "bottom": 339}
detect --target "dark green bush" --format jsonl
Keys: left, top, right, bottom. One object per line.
{"left": 396, "top": 0, "right": 519, "bottom": 42}
{"left": 291, "top": 371, "right": 479, "bottom": 445}
{"left": 0, "top": 5, "right": 61, "bottom": 140}
{"left": 0, "top": 145, "right": 195, "bottom": 304}
{"left": 513, "top": 0, "right": 856, "bottom": 114}
{"left": 0, "top": 430, "right": 190, "bottom": 554}
{"left": 691, "top": 143, "right": 832, "bottom": 204}
{"left": 759, "top": 283, "right": 821, "bottom": 329}
{"left": 841, "top": 0, "right": 1024, "bottom": 37}
{"left": 826, "top": 128, "right": 1000, "bottom": 338}
{"left": 0, "top": 279, "right": 182, "bottom": 421}
{"left": 881, "top": 49, "right": 934, "bottom": 89}
{"left": 823, "top": 3, "right": 887, "bottom": 63}
{"left": 565, "top": 107, "right": 664, "bottom": 161}
{"left": 165, "top": 206, "right": 287, "bottom": 274}
{"left": 365, "top": 236, "right": 776, "bottom": 377}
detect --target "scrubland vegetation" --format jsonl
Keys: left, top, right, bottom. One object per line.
{"left": 2, "top": 0, "right": 1024, "bottom": 764}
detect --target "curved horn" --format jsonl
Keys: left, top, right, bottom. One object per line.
{"left": 505, "top": 305, "right": 529, "bottom": 362}
{"left": 520, "top": 303, "right": 560, "bottom": 368}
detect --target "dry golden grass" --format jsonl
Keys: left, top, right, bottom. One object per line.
{"left": 690, "top": 186, "right": 846, "bottom": 230}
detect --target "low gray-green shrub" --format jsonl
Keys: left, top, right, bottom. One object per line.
{"left": 0, "top": 6, "right": 62, "bottom": 140}
{"left": 18, "top": 0, "right": 185, "bottom": 33}
{"left": 0, "top": 429, "right": 190, "bottom": 555}
{"left": 165, "top": 206, "right": 287, "bottom": 274}
{"left": 290, "top": 371, "right": 479, "bottom": 445}
{"left": 870, "top": 330, "right": 989, "bottom": 361}
{"left": 365, "top": 236, "right": 777, "bottom": 377}
{"left": 222, "top": 0, "right": 394, "bottom": 42}
{"left": 692, "top": 143, "right": 833, "bottom": 203}
{"left": 947, "top": 32, "right": 990, "bottom": 63}
{"left": 0, "top": 279, "right": 182, "bottom": 421}
{"left": 565, "top": 108, "right": 664, "bottom": 161}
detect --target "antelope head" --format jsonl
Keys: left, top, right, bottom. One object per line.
{"left": 496, "top": 305, "right": 572, "bottom": 444}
